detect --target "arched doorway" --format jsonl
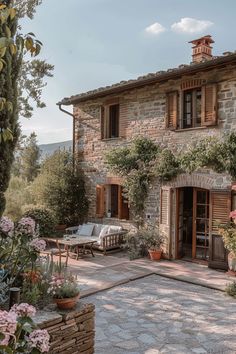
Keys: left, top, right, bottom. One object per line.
{"left": 176, "top": 187, "right": 209, "bottom": 261}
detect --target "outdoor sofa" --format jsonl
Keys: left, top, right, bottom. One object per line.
{"left": 66, "top": 222, "right": 127, "bottom": 255}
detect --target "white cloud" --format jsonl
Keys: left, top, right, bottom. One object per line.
{"left": 145, "top": 22, "right": 166, "bottom": 35}
{"left": 171, "top": 17, "right": 213, "bottom": 34}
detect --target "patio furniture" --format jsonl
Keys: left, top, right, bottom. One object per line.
{"left": 42, "top": 238, "right": 69, "bottom": 266}
{"left": 57, "top": 237, "right": 97, "bottom": 259}
{"left": 66, "top": 223, "right": 127, "bottom": 255}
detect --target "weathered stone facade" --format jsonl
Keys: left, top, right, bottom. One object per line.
{"left": 59, "top": 50, "right": 236, "bottom": 264}
{"left": 73, "top": 66, "right": 235, "bottom": 218}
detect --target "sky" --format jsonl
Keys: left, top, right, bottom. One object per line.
{"left": 20, "top": 0, "right": 236, "bottom": 144}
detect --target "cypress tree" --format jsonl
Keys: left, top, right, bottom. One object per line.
{"left": 0, "top": 1, "right": 41, "bottom": 216}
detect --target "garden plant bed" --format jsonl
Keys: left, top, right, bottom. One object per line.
{"left": 33, "top": 302, "right": 95, "bottom": 354}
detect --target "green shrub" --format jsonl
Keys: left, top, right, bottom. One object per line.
{"left": 225, "top": 281, "right": 236, "bottom": 298}
{"left": 23, "top": 207, "right": 56, "bottom": 236}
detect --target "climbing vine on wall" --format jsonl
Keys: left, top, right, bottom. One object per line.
{"left": 106, "top": 133, "right": 236, "bottom": 221}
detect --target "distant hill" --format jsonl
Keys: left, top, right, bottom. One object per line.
{"left": 39, "top": 140, "right": 73, "bottom": 160}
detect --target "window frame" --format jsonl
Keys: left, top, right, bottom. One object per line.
{"left": 100, "top": 99, "right": 120, "bottom": 140}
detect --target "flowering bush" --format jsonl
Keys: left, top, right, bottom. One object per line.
{"left": 23, "top": 207, "right": 56, "bottom": 237}
{"left": 0, "top": 216, "right": 42, "bottom": 305}
{"left": 0, "top": 303, "right": 50, "bottom": 353}
{"left": 218, "top": 210, "right": 236, "bottom": 255}
{"left": 48, "top": 274, "right": 80, "bottom": 299}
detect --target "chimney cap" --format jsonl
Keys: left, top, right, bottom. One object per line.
{"left": 189, "top": 35, "right": 215, "bottom": 46}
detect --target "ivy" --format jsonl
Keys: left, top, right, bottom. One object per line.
{"left": 106, "top": 133, "right": 236, "bottom": 221}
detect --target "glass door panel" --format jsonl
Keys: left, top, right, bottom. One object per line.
{"left": 193, "top": 189, "right": 209, "bottom": 260}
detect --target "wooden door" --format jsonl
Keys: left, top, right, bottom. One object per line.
{"left": 208, "top": 190, "right": 230, "bottom": 270}
{"left": 193, "top": 189, "right": 210, "bottom": 260}
{"left": 176, "top": 188, "right": 184, "bottom": 258}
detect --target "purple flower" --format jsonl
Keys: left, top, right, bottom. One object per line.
{"left": 0, "top": 216, "right": 14, "bottom": 235}
{"left": 30, "top": 238, "right": 46, "bottom": 252}
{"left": 28, "top": 329, "right": 50, "bottom": 352}
{"left": 17, "top": 217, "right": 36, "bottom": 236}
{"left": 10, "top": 303, "right": 36, "bottom": 318}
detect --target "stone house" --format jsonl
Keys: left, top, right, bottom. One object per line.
{"left": 58, "top": 36, "right": 236, "bottom": 270}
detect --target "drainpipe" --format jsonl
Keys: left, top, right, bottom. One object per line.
{"left": 58, "top": 104, "right": 75, "bottom": 167}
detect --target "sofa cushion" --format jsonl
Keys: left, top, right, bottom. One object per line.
{"left": 108, "top": 226, "right": 122, "bottom": 233}
{"left": 92, "top": 223, "right": 103, "bottom": 237}
{"left": 99, "top": 225, "right": 110, "bottom": 241}
{"left": 78, "top": 224, "right": 94, "bottom": 237}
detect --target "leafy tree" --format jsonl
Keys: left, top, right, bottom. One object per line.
{"left": 13, "top": 0, "right": 42, "bottom": 20}
{"left": 31, "top": 150, "right": 89, "bottom": 226}
{"left": 4, "top": 175, "right": 34, "bottom": 220}
{"left": 20, "top": 132, "right": 40, "bottom": 182}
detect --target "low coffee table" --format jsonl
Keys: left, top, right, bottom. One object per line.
{"left": 58, "top": 237, "right": 97, "bottom": 259}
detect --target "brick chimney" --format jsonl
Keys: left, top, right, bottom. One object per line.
{"left": 189, "top": 35, "right": 214, "bottom": 63}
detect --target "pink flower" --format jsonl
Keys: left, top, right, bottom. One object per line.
{"left": 10, "top": 303, "right": 36, "bottom": 318}
{"left": 28, "top": 329, "right": 50, "bottom": 352}
{"left": 229, "top": 210, "right": 236, "bottom": 219}
{"left": 0, "top": 310, "right": 17, "bottom": 345}
{"left": 0, "top": 216, "right": 14, "bottom": 235}
{"left": 30, "top": 238, "right": 46, "bottom": 252}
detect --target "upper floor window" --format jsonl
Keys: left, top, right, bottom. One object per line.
{"left": 166, "top": 83, "right": 217, "bottom": 130}
{"left": 101, "top": 103, "right": 120, "bottom": 139}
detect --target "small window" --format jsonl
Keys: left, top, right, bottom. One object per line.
{"left": 183, "top": 88, "right": 201, "bottom": 129}
{"left": 109, "top": 104, "right": 119, "bottom": 138}
{"left": 96, "top": 184, "right": 129, "bottom": 220}
{"left": 101, "top": 104, "right": 120, "bottom": 139}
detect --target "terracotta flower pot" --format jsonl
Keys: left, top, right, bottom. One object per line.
{"left": 148, "top": 249, "right": 162, "bottom": 261}
{"left": 228, "top": 252, "right": 236, "bottom": 273}
{"left": 53, "top": 294, "right": 80, "bottom": 310}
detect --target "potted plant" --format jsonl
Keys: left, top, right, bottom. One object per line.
{"left": 218, "top": 210, "right": 236, "bottom": 275}
{"left": 48, "top": 273, "right": 80, "bottom": 310}
{"left": 140, "top": 226, "right": 165, "bottom": 261}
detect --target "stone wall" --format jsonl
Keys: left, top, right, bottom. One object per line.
{"left": 73, "top": 66, "right": 236, "bottom": 227}
{"left": 34, "top": 302, "right": 95, "bottom": 354}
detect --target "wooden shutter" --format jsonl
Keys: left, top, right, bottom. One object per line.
{"left": 160, "top": 188, "right": 169, "bottom": 225}
{"left": 100, "top": 106, "right": 105, "bottom": 140}
{"left": 166, "top": 92, "right": 178, "bottom": 129}
{"left": 201, "top": 84, "right": 217, "bottom": 126}
{"left": 118, "top": 185, "right": 129, "bottom": 220}
{"left": 209, "top": 190, "right": 231, "bottom": 270}
{"left": 119, "top": 102, "right": 128, "bottom": 138}
{"left": 96, "top": 185, "right": 105, "bottom": 218}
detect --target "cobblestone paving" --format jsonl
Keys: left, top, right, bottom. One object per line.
{"left": 87, "top": 275, "right": 236, "bottom": 354}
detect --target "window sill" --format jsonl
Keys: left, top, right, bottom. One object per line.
{"left": 101, "top": 137, "right": 123, "bottom": 142}
{"left": 174, "top": 126, "right": 208, "bottom": 133}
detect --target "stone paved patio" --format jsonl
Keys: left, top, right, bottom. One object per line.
{"left": 61, "top": 252, "right": 235, "bottom": 296}
{"left": 86, "top": 275, "right": 236, "bottom": 354}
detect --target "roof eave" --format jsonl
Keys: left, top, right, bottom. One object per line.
{"left": 58, "top": 54, "right": 236, "bottom": 106}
